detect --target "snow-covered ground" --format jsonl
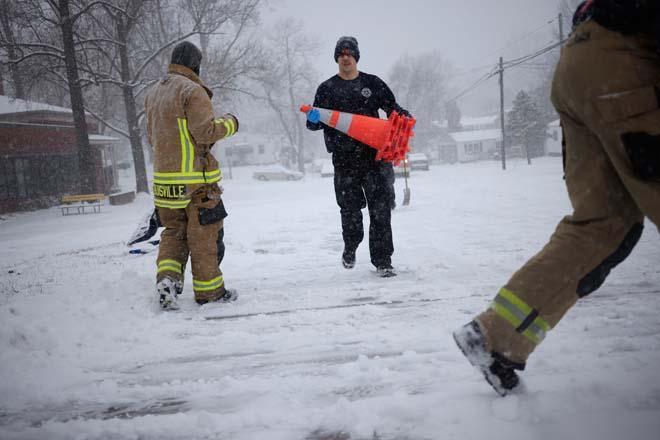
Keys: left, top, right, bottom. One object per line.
{"left": 1, "top": 157, "right": 659, "bottom": 440}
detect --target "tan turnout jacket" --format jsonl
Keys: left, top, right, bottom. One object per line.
{"left": 145, "top": 64, "right": 238, "bottom": 209}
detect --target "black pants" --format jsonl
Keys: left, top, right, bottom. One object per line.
{"left": 333, "top": 161, "right": 394, "bottom": 268}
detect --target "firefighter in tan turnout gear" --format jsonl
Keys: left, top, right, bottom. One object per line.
{"left": 454, "top": 0, "right": 660, "bottom": 395}
{"left": 145, "top": 41, "right": 239, "bottom": 309}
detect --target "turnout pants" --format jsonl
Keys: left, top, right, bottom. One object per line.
{"left": 156, "top": 198, "right": 227, "bottom": 304}
{"left": 334, "top": 160, "right": 394, "bottom": 268}
{"left": 477, "top": 21, "right": 660, "bottom": 364}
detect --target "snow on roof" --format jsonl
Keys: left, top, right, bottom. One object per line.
{"left": 431, "top": 114, "right": 498, "bottom": 128}
{"left": 89, "top": 134, "right": 121, "bottom": 144}
{"left": 450, "top": 129, "right": 502, "bottom": 143}
{"left": 0, "top": 95, "right": 73, "bottom": 115}
{"left": 460, "top": 115, "right": 498, "bottom": 126}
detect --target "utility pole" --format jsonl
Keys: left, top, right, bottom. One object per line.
{"left": 559, "top": 13, "right": 564, "bottom": 43}
{"left": 499, "top": 56, "right": 506, "bottom": 171}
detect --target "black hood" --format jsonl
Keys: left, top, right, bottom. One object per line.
{"left": 171, "top": 41, "right": 203, "bottom": 76}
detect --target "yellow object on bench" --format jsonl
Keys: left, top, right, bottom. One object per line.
{"left": 60, "top": 193, "right": 105, "bottom": 215}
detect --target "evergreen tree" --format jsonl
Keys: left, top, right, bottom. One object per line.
{"left": 506, "top": 90, "right": 547, "bottom": 162}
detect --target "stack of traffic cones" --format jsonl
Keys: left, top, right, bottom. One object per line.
{"left": 300, "top": 105, "right": 416, "bottom": 164}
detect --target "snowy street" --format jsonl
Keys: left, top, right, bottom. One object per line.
{"left": 1, "top": 157, "right": 659, "bottom": 440}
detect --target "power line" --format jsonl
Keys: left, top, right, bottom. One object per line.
{"left": 448, "top": 35, "right": 567, "bottom": 103}
{"left": 449, "top": 62, "right": 499, "bottom": 79}
{"left": 482, "top": 16, "right": 558, "bottom": 60}
{"left": 503, "top": 39, "right": 566, "bottom": 70}
{"left": 447, "top": 64, "right": 499, "bottom": 102}
{"left": 447, "top": 15, "right": 562, "bottom": 102}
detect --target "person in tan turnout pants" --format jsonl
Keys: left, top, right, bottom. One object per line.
{"left": 144, "top": 41, "right": 239, "bottom": 309}
{"left": 453, "top": 0, "right": 660, "bottom": 395}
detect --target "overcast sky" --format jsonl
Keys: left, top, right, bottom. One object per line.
{"left": 268, "top": 0, "right": 563, "bottom": 78}
{"left": 264, "top": 0, "right": 566, "bottom": 114}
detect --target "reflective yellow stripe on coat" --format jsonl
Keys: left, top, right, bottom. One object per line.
{"left": 153, "top": 118, "right": 222, "bottom": 209}
{"left": 213, "top": 116, "right": 236, "bottom": 138}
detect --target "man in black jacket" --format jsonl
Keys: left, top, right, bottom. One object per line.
{"left": 306, "top": 36, "right": 411, "bottom": 277}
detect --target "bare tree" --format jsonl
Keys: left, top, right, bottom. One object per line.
{"left": 256, "top": 18, "right": 319, "bottom": 172}
{"left": 0, "top": 2, "right": 73, "bottom": 104}
{"left": 180, "top": 0, "right": 245, "bottom": 60}
{"left": 80, "top": 0, "right": 170, "bottom": 194}
{"left": 1, "top": 0, "right": 103, "bottom": 193}
{"left": 389, "top": 50, "right": 451, "bottom": 129}
{"left": 198, "top": 0, "right": 267, "bottom": 103}
{"left": 57, "top": 0, "right": 100, "bottom": 193}
{"left": 79, "top": 0, "right": 266, "bottom": 192}
{"left": 0, "top": 0, "right": 27, "bottom": 99}
{"left": 2, "top": 0, "right": 281, "bottom": 194}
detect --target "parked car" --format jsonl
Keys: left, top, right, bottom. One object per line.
{"left": 252, "top": 165, "right": 303, "bottom": 181}
{"left": 320, "top": 161, "right": 334, "bottom": 178}
{"left": 393, "top": 158, "right": 411, "bottom": 177}
{"left": 408, "top": 152, "right": 430, "bottom": 171}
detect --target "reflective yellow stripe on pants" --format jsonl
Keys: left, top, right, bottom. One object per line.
{"left": 193, "top": 276, "right": 224, "bottom": 292}
{"left": 489, "top": 287, "right": 550, "bottom": 344}
{"left": 157, "top": 259, "right": 183, "bottom": 275}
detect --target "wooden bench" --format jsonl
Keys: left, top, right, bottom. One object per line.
{"left": 60, "top": 193, "right": 105, "bottom": 216}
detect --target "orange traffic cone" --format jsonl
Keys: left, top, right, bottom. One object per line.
{"left": 300, "top": 104, "right": 415, "bottom": 164}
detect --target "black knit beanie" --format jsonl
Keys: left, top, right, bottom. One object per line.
{"left": 171, "top": 41, "right": 203, "bottom": 76}
{"left": 334, "top": 36, "right": 360, "bottom": 63}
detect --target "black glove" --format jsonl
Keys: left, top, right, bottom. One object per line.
{"left": 398, "top": 108, "right": 412, "bottom": 118}
{"left": 199, "top": 199, "right": 228, "bottom": 226}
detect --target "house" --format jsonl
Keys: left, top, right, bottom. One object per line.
{"left": 0, "top": 95, "right": 121, "bottom": 214}
{"left": 429, "top": 130, "right": 460, "bottom": 164}
{"left": 432, "top": 114, "right": 499, "bottom": 132}
{"left": 449, "top": 129, "right": 502, "bottom": 162}
{"left": 426, "top": 114, "right": 501, "bottom": 163}
{"left": 545, "top": 119, "right": 562, "bottom": 156}
{"left": 459, "top": 115, "right": 499, "bottom": 131}
{"left": 215, "top": 132, "right": 279, "bottom": 167}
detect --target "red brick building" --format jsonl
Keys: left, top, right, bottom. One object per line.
{"left": 0, "top": 95, "right": 121, "bottom": 213}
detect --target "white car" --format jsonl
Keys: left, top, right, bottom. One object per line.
{"left": 252, "top": 165, "right": 303, "bottom": 181}
{"left": 408, "top": 152, "right": 430, "bottom": 171}
{"left": 320, "top": 161, "right": 334, "bottom": 178}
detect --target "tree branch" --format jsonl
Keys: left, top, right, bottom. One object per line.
{"left": 84, "top": 105, "right": 130, "bottom": 138}
{"left": 133, "top": 30, "right": 199, "bottom": 80}
{"left": 5, "top": 50, "right": 65, "bottom": 65}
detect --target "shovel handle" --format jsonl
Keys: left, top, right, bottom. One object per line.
{"left": 403, "top": 159, "right": 410, "bottom": 190}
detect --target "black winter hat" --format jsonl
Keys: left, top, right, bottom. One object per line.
{"left": 334, "top": 36, "right": 360, "bottom": 63}
{"left": 171, "top": 41, "right": 203, "bottom": 76}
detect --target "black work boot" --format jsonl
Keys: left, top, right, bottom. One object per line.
{"left": 453, "top": 320, "right": 524, "bottom": 396}
{"left": 196, "top": 288, "right": 239, "bottom": 305}
{"left": 376, "top": 265, "right": 397, "bottom": 278}
{"left": 342, "top": 248, "right": 356, "bottom": 269}
{"left": 157, "top": 277, "right": 182, "bottom": 310}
